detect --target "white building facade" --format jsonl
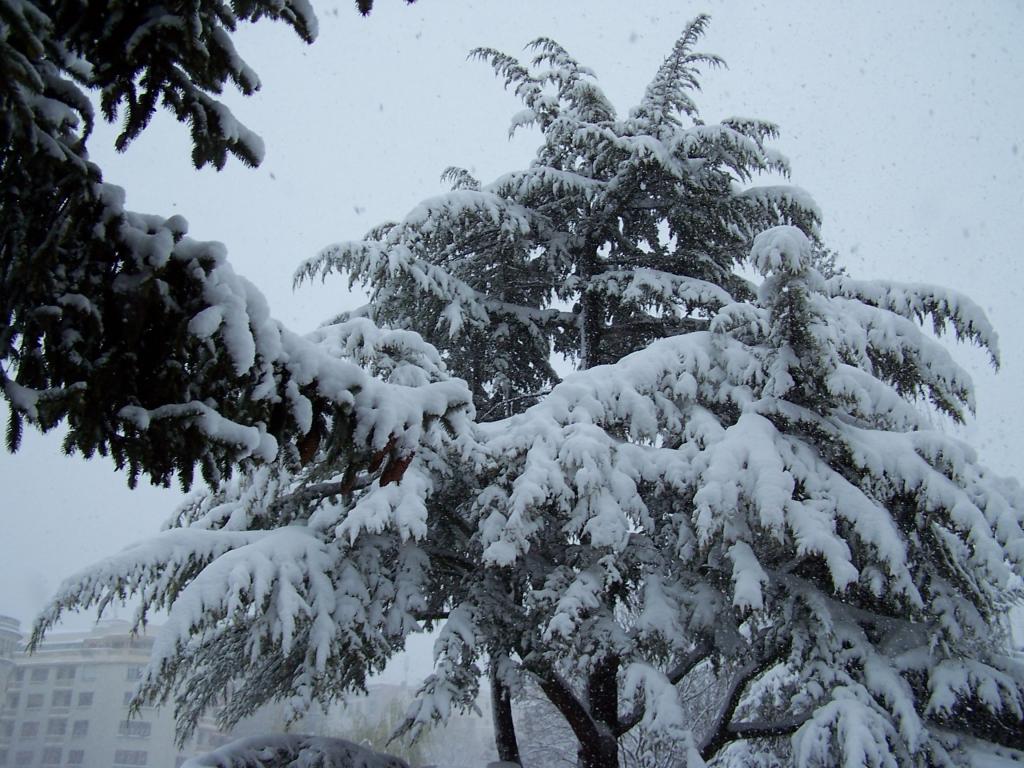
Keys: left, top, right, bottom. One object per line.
{"left": 0, "top": 618, "right": 229, "bottom": 768}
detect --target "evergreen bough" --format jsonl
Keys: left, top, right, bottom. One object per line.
{"left": 1, "top": 0, "right": 441, "bottom": 489}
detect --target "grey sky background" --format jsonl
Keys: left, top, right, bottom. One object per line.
{"left": 2, "top": 0, "right": 1022, "bottom": 653}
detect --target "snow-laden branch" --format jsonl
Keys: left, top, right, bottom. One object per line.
{"left": 181, "top": 735, "right": 409, "bottom": 768}
{"left": 31, "top": 318, "right": 474, "bottom": 736}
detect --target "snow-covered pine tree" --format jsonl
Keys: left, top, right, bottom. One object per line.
{"left": 40, "top": 227, "right": 1023, "bottom": 768}
{"left": 1, "top": 0, "right": 434, "bottom": 488}
{"left": 409, "top": 225, "right": 1021, "bottom": 767}
{"left": 30, "top": 16, "right": 1024, "bottom": 768}
{"left": 296, "top": 17, "right": 819, "bottom": 763}
{"left": 297, "top": 15, "right": 819, "bottom": 417}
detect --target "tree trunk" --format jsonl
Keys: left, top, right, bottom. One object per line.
{"left": 559, "top": 240, "right": 622, "bottom": 768}
{"left": 576, "top": 726, "right": 619, "bottom": 768}
{"left": 490, "top": 656, "right": 522, "bottom": 766}
{"left": 579, "top": 655, "right": 620, "bottom": 768}
{"left": 577, "top": 240, "right": 604, "bottom": 371}
{"left": 565, "top": 237, "right": 626, "bottom": 767}
{"left": 588, "top": 655, "right": 620, "bottom": 734}
{"left": 579, "top": 287, "right": 604, "bottom": 371}
{"left": 535, "top": 668, "right": 621, "bottom": 768}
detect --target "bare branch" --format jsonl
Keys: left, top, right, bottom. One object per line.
{"left": 267, "top": 480, "right": 347, "bottom": 513}
{"left": 616, "top": 638, "right": 713, "bottom": 736}
{"left": 480, "top": 389, "right": 552, "bottom": 420}
{"left": 523, "top": 663, "right": 601, "bottom": 751}
{"left": 726, "top": 711, "right": 812, "bottom": 741}
{"left": 699, "top": 641, "right": 790, "bottom": 761}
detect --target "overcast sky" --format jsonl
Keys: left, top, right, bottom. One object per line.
{"left": 2, "top": 1, "right": 1022, "bottom": 647}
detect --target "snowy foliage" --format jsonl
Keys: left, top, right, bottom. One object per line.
{"left": 2, "top": 0, "right": 468, "bottom": 488}
{"left": 31, "top": 15, "right": 1024, "bottom": 768}
{"left": 455, "top": 225, "right": 1024, "bottom": 766}
{"left": 0, "top": 0, "right": 366, "bottom": 487}
{"left": 41, "top": 226, "right": 1024, "bottom": 766}
{"left": 34, "top": 319, "right": 472, "bottom": 735}
{"left": 181, "top": 734, "right": 409, "bottom": 768}
{"left": 296, "top": 14, "right": 818, "bottom": 419}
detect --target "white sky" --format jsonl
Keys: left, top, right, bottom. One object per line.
{"left": 1, "top": 1, "right": 1022, "bottom": 647}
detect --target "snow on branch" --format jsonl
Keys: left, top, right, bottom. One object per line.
{"left": 467, "top": 46, "right": 554, "bottom": 132}
{"left": 632, "top": 14, "right": 723, "bottom": 130}
{"left": 592, "top": 268, "right": 733, "bottom": 310}
{"left": 31, "top": 315, "right": 473, "bottom": 737}
{"left": 826, "top": 275, "right": 1000, "bottom": 366}
{"left": 525, "top": 36, "right": 616, "bottom": 124}
{"left": 396, "top": 605, "right": 482, "bottom": 741}
{"left": 181, "top": 734, "right": 409, "bottom": 768}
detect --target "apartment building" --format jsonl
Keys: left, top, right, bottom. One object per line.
{"left": 0, "top": 614, "right": 501, "bottom": 768}
{"left": 0, "top": 617, "right": 229, "bottom": 768}
{"left": 0, "top": 618, "right": 19, "bottom": 696}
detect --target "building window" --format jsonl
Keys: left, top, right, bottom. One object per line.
{"left": 67, "top": 750, "right": 84, "bottom": 765}
{"left": 2, "top": 694, "right": 16, "bottom": 711}
{"left": 45, "top": 719, "right": 66, "bottom": 737}
{"left": 113, "top": 749, "right": 148, "bottom": 766}
{"left": 40, "top": 747, "right": 60, "bottom": 766}
{"left": 79, "top": 666, "right": 97, "bottom": 683}
{"left": 25, "top": 695, "right": 43, "bottom": 709}
{"left": 0, "top": 721, "right": 13, "bottom": 739}
{"left": 54, "top": 667, "right": 75, "bottom": 681}
{"left": 124, "top": 667, "right": 143, "bottom": 681}
{"left": 10, "top": 670, "right": 23, "bottom": 683}
{"left": 0, "top": 748, "right": 6, "bottom": 766}
{"left": 76, "top": 692, "right": 93, "bottom": 707}
{"left": 71, "top": 721, "right": 88, "bottom": 738}
{"left": 118, "top": 721, "right": 151, "bottom": 739}
{"left": 50, "top": 690, "right": 72, "bottom": 708}
{"left": 14, "top": 752, "right": 31, "bottom": 767}
{"left": 18, "top": 722, "right": 37, "bottom": 739}
{"left": 29, "top": 668, "right": 48, "bottom": 683}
